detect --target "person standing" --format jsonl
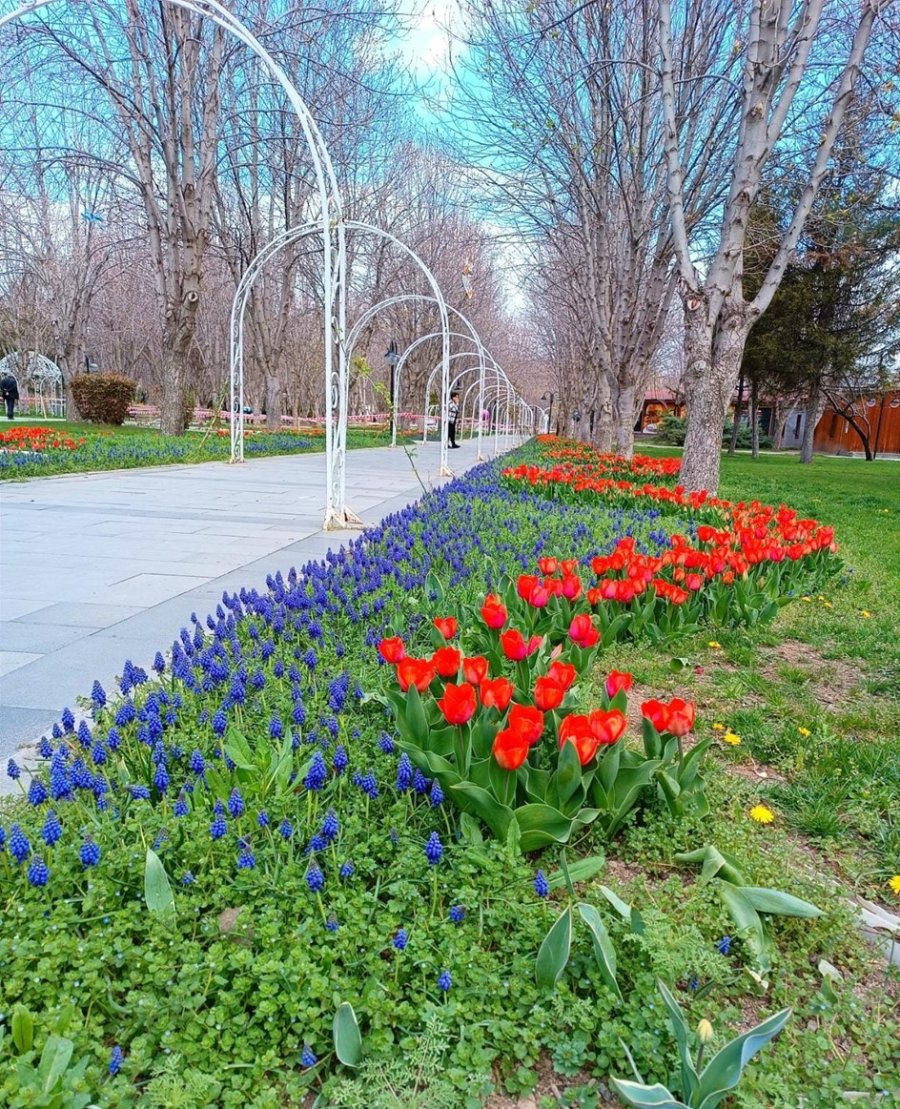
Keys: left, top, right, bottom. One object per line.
{"left": 0, "top": 372, "right": 19, "bottom": 420}
{"left": 448, "top": 391, "right": 460, "bottom": 448}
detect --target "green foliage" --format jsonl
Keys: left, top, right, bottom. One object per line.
{"left": 611, "top": 979, "right": 791, "bottom": 1109}
{"left": 656, "top": 414, "right": 687, "bottom": 445}
{"left": 69, "top": 373, "right": 135, "bottom": 425}
{"left": 333, "top": 1002, "right": 363, "bottom": 1067}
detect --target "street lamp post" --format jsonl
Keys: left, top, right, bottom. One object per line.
{"left": 385, "top": 341, "right": 400, "bottom": 445}
{"left": 540, "top": 391, "right": 554, "bottom": 433}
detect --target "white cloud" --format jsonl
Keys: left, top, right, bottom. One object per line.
{"left": 394, "top": 0, "right": 463, "bottom": 77}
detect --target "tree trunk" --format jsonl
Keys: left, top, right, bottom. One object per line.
{"left": 679, "top": 298, "right": 740, "bottom": 494}
{"left": 799, "top": 384, "right": 825, "bottom": 464}
{"left": 728, "top": 367, "right": 744, "bottom": 456}
{"left": 770, "top": 397, "right": 784, "bottom": 451}
{"left": 594, "top": 373, "right": 615, "bottom": 452}
{"left": 750, "top": 377, "right": 760, "bottom": 459}
{"left": 615, "top": 380, "right": 636, "bottom": 458}
{"left": 265, "top": 372, "right": 282, "bottom": 430}
{"left": 159, "top": 309, "right": 195, "bottom": 435}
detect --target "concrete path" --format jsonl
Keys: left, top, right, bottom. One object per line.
{"left": 0, "top": 435, "right": 516, "bottom": 764}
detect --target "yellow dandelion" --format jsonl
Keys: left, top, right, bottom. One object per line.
{"left": 798, "top": 726, "right": 811, "bottom": 737}
{"left": 801, "top": 596, "right": 813, "bottom": 603}
{"left": 749, "top": 804, "right": 775, "bottom": 825}
{"left": 860, "top": 610, "right": 872, "bottom": 618}
{"left": 723, "top": 731, "right": 742, "bottom": 746}
{"left": 708, "top": 640, "right": 722, "bottom": 649}
{"left": 889, "top": 875, "right": 900, "bottom": 896}
{"left": 822, "top": 601, "right": 833, "bottom": 609}
{"left": 712, "top": 722, "right": 725, "bottom": 732}
{"left": 817, "top": 595, "right": 826, "bottom": 601}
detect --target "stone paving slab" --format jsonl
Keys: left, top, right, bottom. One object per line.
{"left": 0, "top": 437, "right": 520, "bottom": 766}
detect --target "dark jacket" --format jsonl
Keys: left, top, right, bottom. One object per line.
{"left": 0, "top": 374, "right": 19, "bottom": 400}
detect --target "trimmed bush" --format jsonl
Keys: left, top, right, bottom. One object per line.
{"left": 69, "top": 373, "right": 135, "bottom": 425}
{"left": 656, "top": 413, "right": 687, "bottom": 445}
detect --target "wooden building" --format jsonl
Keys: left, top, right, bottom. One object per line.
{"left": 813, "top": 390, "right": 900, "bottom": 456}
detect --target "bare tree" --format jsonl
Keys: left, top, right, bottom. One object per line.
{"left": 658, "top": 0, "right": 894, "bottom": 491}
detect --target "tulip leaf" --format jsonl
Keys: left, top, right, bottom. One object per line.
{"left": 554, "top": 738, "right": 583, "bottom": 806}
{"left": 718, "top": 882, "right": 771, "bottom": 972}
{"left": 332, "top": 1001, "right": 362, "bottom": 1067}
{"left": 144, "top": 848, "right": 175, "bottom": 917}
{"left": 738, "top": 887, "right": 823, "bottom": 918}
{"left": 695, "top": 1007, "right": 791, "bottom": 1109}
{"left": 38, "top": 1034, "right": 74, "bottom": 1093}
{"left": 404, "top": 685, "right": 428, "bottom": 744}
{"left": 657, "top": 979, "right": 700, "bottom": 1102}
{"left": 577, "top": 903, "right": 622, "bottom": 1001}
{"left": 608, "top": 1078, "right": 690, "bottom": 1108}
{"left": 451, "top": 782, "right": 512, "bottom": 841}
{"left": 535, "top": 906, "right": 572, "bottom": 990}
{"left": 598, "top": 883, "right": 632, "bottom": 920}
{"left": 515, "top": 803, "right": 574, "bottom": 851}
{"left": 11, "top": 1004, "right": 34, "bottom": 1053}
{"left": 547, "top": 854, "right": 606, "bottom": 890}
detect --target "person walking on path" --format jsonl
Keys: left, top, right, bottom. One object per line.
{"left": 1, "top": 372, "right": 19, "bottom": 420}
{"left": 448, "top": 391, "right": 460, "bottom": 448}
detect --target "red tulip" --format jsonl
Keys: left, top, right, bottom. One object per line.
{"left": 481, "top": 594, "right": 507, "bottom": 629}
{"left": 561, "top": 575, "right": 582, "bottom": 600}
{"left": 666, "top": 697, "right": 696, "bottom": 736}
{"left": 431, "top": 646, "right": 462, "bottom": 679}
{"left": 605, "top": 670, "right": 633, "bottom": 699}
{"left": 396, "top": 658, "right": 435, "bottom": 693}
{"left": 640, "top": 697, "right": 695, "bottom": 736}
{"left": 480, "top": 676, "right": 514, "bottom": 711}
{"left": 501, "top": 628, "right": 528, "bottom": 660}
{"left": 378, "top": 636, "right": 406, "bottom": 664}
{"left": 508, "top": 703, "right": 545, "bottom": 744}
{"left": 561, "top": 558, "right": 579, "bottom": 574}
{"left": 437, "top": 682, "right": 477, "bottom": 725}
{"left": 517, "top": 574, "right": 550, "bottom": 608}
{"left": 462, "top": 655, "right": 489, "bottom": 685}
{"left": 547, "top": 660, "right": 577, "bottom": 691}
{"left": 534, "top": 675, "right": 565, "bottom": 711}
{"left": 493, "top": 728, "right": 530, "bottom": 770}
{"left": 568, "top": 613, "right": 600, "bottom": 649}
{"left": 538, "top": 556, "right": 559, "bottom": 575}
{"left": 558, "top": 713, "right": 599, "bottom": 765}
{"left": 588, "top": 708, "right": 627, "bottom": 746}
{"left": 433, "top": 616, "right": 458, "bottom": 639}
{"left": 526, "top": 634, "right": 543, "bottom": 656}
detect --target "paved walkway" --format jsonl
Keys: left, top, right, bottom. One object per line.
{"left": 0, "top": 435, "right": 517, "bottom": 764}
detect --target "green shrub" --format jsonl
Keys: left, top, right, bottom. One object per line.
{"left": 656, "top": 414, "right": 687, "bottom": 445}
{"left": 69, "top": 373, "right": 135, "bottom": 425}
{"left": 723, "top": 421, "right": 773, "bottom": 450}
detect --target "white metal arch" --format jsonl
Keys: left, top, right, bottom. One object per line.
{"left": 434, "top": 359, "right": 515, "bottom": 458}
{"left": 228, "top": 220, "right": 453, "bottom": 507}
{"left": 1, "top": 0, "right": 361, "bottom": 526}
{"left": 343, "top": 293, "right": 489, "bottom": 459}
{"left": 389, "top": 329, "right": 480, "bottom": 460}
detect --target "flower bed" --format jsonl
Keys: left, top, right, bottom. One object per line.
{"left": 0, "top": 440, "right": 863, "bottom": 1106}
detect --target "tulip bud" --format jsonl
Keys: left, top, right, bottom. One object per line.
{"left": 697, "top": 1019, "right": 714, "bottom": 1044}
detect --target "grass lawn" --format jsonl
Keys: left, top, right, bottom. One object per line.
{"left": 614, "top": 448, "right": 899, "bottom": 893}
{"left": 0, "top": 418, "right": 419, "bottom": 480}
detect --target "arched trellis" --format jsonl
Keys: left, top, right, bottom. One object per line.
{"left": 341, "top": 294, "right": 489, "bottom": 456}
{"left": 425, "top": 348, "right": 526, "bottom": 454}
{"left": 423, "top": 354, "right": 516, "bottom": 458}
{"left": 418, "top": 358, "right": 506, "bottom": 460}
{"left": 228, "top": 220, "right": 452, "bottom": 514}
{"left": 387, "top": 329, "right": 483, "bottom": 462}
{"left": 1, "top": 0, "right": 364, "bottom": 526}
